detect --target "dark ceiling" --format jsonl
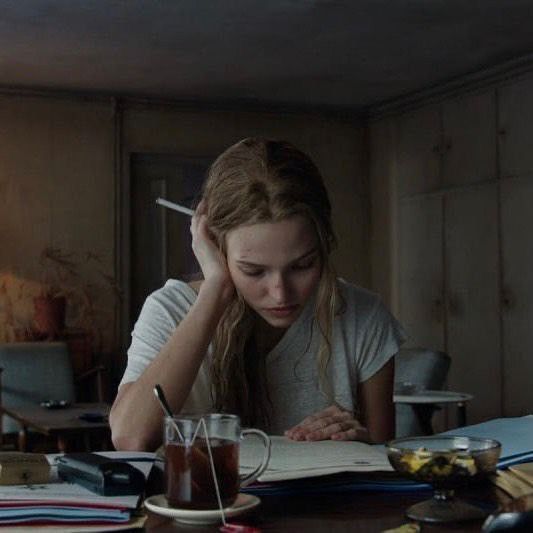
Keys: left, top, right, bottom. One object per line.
{"left": 2, "top": 1, "right": 533, "bottom": 113}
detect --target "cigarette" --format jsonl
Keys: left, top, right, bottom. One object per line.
{"left": 155, "top": 197, "right": 195, "bottom": 216}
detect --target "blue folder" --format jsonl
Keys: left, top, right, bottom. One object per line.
{"left": 441, "top": 415, "right": 533, "bottom": 468}
{"left": 244, "top": 472, "right": 431, "bottom": 496}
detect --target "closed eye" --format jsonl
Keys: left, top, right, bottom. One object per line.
{"left": 236, "top": 249, "right": 319, "bottom": 277}
{"left": 240, "top": 268, "right": 264, "bottom": 277}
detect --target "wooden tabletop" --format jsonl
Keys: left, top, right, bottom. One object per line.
{"left": 142, "top": 469, "right": 511, "bottom": 532}
{"left": 0, "top": 402, "right": 110, "bottom": 435}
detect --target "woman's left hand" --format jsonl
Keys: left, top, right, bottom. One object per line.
{"left": 284, "top": 405, "right": 370, "bottom": 442}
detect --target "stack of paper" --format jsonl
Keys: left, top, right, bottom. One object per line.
{"left": 240, "top": 417, "right": 533, "bottom": 496}
{"left": 0, "top": 451, "right": 156, "bottom": 528}
{"left": 240, "top": 436, "right": 393, "bottom": 483}
{"left": 239, "top": 436, "right": 429, "bottom": 495}
{"left": 491, "top": 462, "right": 533, "bottom": 498}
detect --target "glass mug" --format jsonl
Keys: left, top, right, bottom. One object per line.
{"left": 164, "top": 413, "right": 271, "bottom": 510}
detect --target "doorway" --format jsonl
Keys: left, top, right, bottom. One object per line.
{"left": 129, "top": 153, "right": 211, "bottom": 331}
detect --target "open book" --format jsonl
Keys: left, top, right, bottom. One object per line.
{"left": 240, "top": 436, "right": 393, "bottom": 482}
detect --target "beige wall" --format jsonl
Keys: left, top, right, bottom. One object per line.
{"left": 0, "top": 94, "right": 367, "bottom": 384}
{"left": 368, "top": 119, "right": 398, "bottom": 311}
{"left": 0, "top": 94, "right": 116, "bottom": 352}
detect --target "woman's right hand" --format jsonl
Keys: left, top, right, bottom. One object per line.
{"left": 190, "top": 199, "right": 233, "bottom": 288}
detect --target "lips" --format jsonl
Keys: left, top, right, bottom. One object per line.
{"left": 265, "top": 305, "right": 299, "bottom": 318}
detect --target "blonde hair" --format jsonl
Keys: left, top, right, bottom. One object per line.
{"left": 202, "top": 138, "right": 340, "bottom": 427}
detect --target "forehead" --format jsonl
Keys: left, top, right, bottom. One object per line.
{"left": 225, "top": 215, "right": 318, "bottom": 262}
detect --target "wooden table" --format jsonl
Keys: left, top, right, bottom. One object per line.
{"left": 0, "top": 402, "right": 110, "bottom": 452}
{"left": 142, "top": 469, "right": 511, "bottom": 532}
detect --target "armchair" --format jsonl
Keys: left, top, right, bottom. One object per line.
{"left": 0, "top": 342, "right": 107, "bottom": 451}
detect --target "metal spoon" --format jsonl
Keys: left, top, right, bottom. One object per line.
{"left": 153, "top": 384, "right": 184, "bottom": 442}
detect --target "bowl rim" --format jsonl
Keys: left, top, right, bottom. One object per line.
{"left": 386, "top": 435, "right": 502, "bottom": 455}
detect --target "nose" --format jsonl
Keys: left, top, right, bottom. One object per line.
{"left": 269, "top": 272, "right": 290, "bottom": 303}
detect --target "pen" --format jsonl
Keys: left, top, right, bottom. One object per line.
{"left": 155, "top": 197, "right": 195, "bottom": 216}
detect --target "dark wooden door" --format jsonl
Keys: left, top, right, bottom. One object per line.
{"left": 130, "top": 153, "right": 210, "bottom": 330}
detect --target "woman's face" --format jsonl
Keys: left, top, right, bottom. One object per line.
{"left": 225, "top": 214, "right": 322, "bottom": 329}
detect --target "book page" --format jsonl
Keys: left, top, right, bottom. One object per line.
{"left": 240, "top": 436, "right": 392, "bottom": 482}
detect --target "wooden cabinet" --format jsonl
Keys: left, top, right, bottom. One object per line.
{"left": 500, "top": 177, "right": 533, "bottom": 416}
{"left": 386, "top": 77, "right": 533, "bottom": 424}
{"left": 398, "top": 195, "right": 445, "bottom": 352}
{"left": 499, "top": 77, "right": 533, "bottom": 178}
{"left": 497, "top": 78, "right": 533, "bottom": 416}
{"left": 393, "top": 89, "right": 503, "bottom": 424}
{"left": 396, "top": 105, "right": 441, "bottom": 196}
{"left": 398, "top": 185, "right": 500, "bottom": 423}
{"left": 445, "top": 185, "right": 501, "bottom": 422}
{"left": 369, "top": 71, "right": 533, "bottom": 427}
{"left": 441, "top": 91, "right": 497, "bottom": 187}
{"left": 396, "top": 90, "right": 497, "bottom": 196}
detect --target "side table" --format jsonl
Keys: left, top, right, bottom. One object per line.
{"left": 394, "top": 390, "right": 474, "bottom": 433}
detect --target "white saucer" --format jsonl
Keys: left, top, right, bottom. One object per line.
{"left": 144, "top": 493, "right": 261, "bottom": 525}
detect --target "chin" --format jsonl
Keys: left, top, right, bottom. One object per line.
{"left": 259, "top": 309, "right": 302, "bottom": 329}
{"left": 265, "top": 317, "right": 296, "bottom": 328}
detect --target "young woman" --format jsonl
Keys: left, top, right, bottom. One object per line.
{"left": 110, "top": 138, "right": 405, "bottom": 451}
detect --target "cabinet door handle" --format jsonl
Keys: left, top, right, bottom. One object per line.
{"left": 446, "top": 293, "right": 461, "bottom": 316}
{"left": 501, "top": 286, "right": 515, "bottom": 310}
{"left": 433, "top": 298, "right": 444, "bottom": 322}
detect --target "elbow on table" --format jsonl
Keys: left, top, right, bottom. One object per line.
{"left": 109, "top": 411, "right": 154, "bottom": 451}
{"left": 111, "top": 426, "right": 153, "bottom": 452}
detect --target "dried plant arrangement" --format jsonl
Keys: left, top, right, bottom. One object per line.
{"left": 0, "top": 247, "right": 121, "bottom": 355}
{"left": 36, "top": 246, "right": 121, "bottom": 352}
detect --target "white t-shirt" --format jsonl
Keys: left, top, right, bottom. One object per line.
{"left": 120, "top": 278, "right": 406, "bottom": 434}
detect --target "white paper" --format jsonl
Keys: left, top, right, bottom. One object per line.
{"left": 239, "top": 436, "right": 392, "bottom": 482}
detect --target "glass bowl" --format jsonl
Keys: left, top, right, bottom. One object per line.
{"left": 386, "top": 436, "right": 501, "bottom": 523}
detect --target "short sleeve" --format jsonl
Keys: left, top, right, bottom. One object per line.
{"left": 356, "top": 299, "right": 406, "bottom": 383}
{"left": 119, "top": 280, "right": 196, "bottom": 387}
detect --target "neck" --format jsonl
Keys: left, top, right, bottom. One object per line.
{"left": 253, "top": 316, "right": 286, "bottom": 356}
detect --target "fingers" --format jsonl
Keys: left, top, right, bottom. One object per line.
{"left": 285, "top": 404, "right": 369, "bottom": 442}
{"left": 190, "top": 200, "right": 207, "bottom": 242}
{"left": 285, "top": 405, "right": 346, "bottom": 436}
{"left": 291, "top": 405, "right": 345, "bottom": 429}
{"left": 288, "top": 416, "right": 351, "bottom": 441}
{"left": 331, "top": 426, "right": 370, "bottom": 442}
{"left": 189, "top": 200, "right": 232, "bottom": 284}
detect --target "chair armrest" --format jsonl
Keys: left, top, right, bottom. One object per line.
{"left": 75, "top": 365, "right": 105, "bottom": 382}
{"left": 74, "top": 365, "right": 106, "bottom": 403}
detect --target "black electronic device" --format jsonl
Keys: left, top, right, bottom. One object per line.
{"left": 78, "top": 412, "right": 107, "bottom": 422}
{"left": 56, "top": 453, "right": 146, "bottom": 496}
{"left": 40, "top": 399, "right": 70, "bottom": 409}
